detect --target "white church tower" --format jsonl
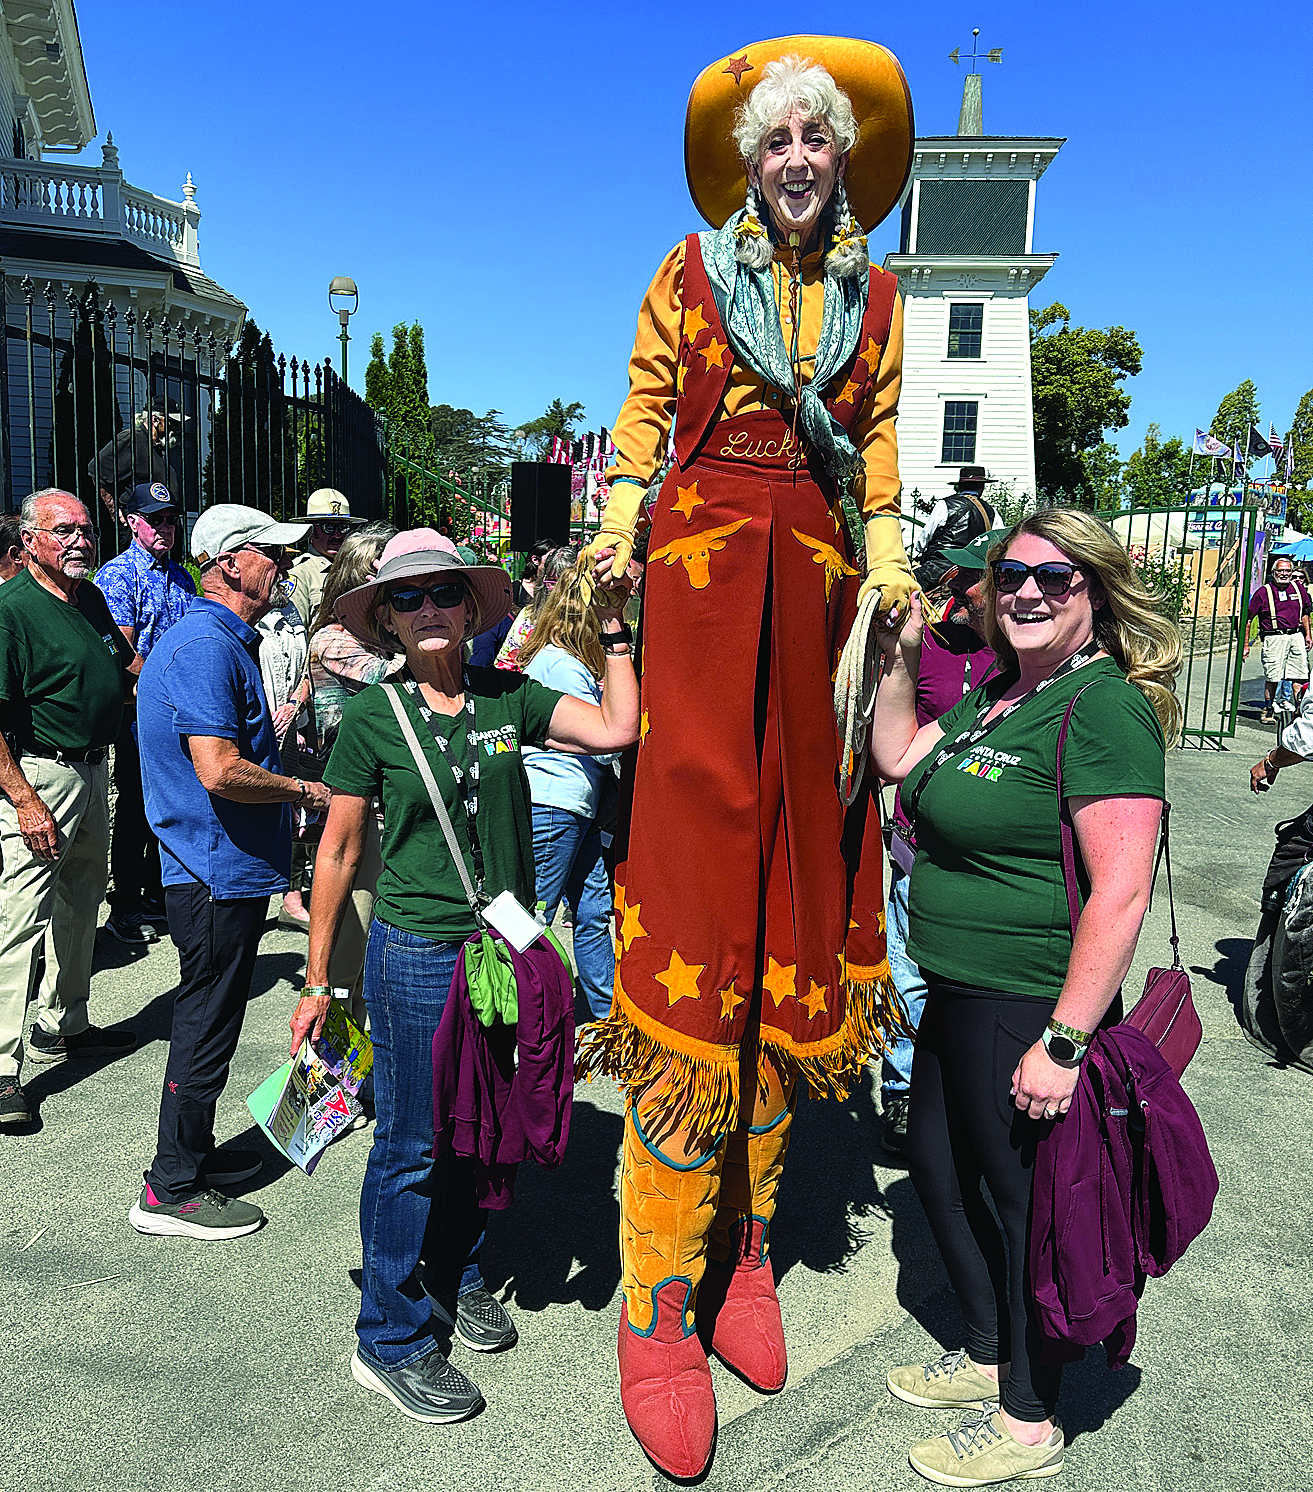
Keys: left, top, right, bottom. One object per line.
{"left": 885, "top": 45, "right": 1064, "bottom": 522}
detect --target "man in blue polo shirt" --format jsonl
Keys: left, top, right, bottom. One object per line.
{"left": 95, "top": 482, "right": 195, "bottom": 946}
{"left": 131, "top": 503, "right": 330, "bottom": 1240}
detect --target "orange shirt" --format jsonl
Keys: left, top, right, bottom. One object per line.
{"left": 608, "top": 238, "right": 903, "bottom": 517}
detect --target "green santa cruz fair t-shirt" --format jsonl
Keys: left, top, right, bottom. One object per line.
{"left": 903, "top": 656, "right": 1166, "bottom": 1000}
{"left": 323, "top": 666, "right": 564, "bottom": 943}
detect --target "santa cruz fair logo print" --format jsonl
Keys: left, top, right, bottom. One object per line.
{"left": 955, "top": 744, "right": 1021, "bottom": 783}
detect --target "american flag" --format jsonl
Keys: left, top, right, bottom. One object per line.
{"left": 1269, "top": 423, "right": 1285, "bottom": 462}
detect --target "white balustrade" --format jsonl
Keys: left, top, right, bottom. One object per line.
{"left": 0, "top": 144, "right": 201, "bottom": 270}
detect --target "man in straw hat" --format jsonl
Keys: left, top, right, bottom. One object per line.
{"left": 578, "top": 38, "right": 917, "bottom": 1478}
{"left": 288, "top": 488, "right": 367, "bottom": 628}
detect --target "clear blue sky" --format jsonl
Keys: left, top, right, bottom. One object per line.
{"left": 72, "top": 1, "right": 1312, "bottom": 455}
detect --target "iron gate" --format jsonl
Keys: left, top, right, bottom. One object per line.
{"left": 1110, "top": 502, "right": 1263, "bottom": 747}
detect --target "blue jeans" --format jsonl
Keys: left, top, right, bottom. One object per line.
{"left": 882, "top": 863, "right": 928, "bottom": 1101}
{"left": 357, "top": 919, "right": 485, "bottom": 1369}
{"left": 531, "top": 803, "right": 614, "bottom": 1020}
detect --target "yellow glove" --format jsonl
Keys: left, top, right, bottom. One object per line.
{"left": 856, "top": 512, "right": 918, "bottom": 624}
{"left": 582, "top": 477, "right": 647, "bottom": 607}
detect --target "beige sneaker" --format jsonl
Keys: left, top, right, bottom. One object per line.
{"left": 887, "top": 1348, "right": 1000, "bottom": 1409}
{"left": 909, "top": 1406, "right": 1064, "bottom": 1485}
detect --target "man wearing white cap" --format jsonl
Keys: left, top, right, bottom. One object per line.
{"left": 288, "top": 488, "right": 365, "bottom": 629}
{"left": 130, "top": 504, "right": 331, "bottom": 1239}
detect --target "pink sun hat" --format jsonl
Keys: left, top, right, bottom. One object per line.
{"left": 333, "top": 528, "right": 513, "bottom": 646}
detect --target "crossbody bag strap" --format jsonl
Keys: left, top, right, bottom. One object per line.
{"left": 1056, "top": 684, "right": 1177, "bottom": 961}
{"left": 382, "top": 683, "right": 482, "bottom": 918}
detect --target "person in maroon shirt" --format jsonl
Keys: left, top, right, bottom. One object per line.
{"left": 1245, "top": 554, "right": 1312, "bottom": 721}
{"left": 881, "top": 530, "right": 1004, "bottom": 1153}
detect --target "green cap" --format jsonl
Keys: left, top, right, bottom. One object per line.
{"left": 938, "top": 528, "right": 1011, "bottom": 572}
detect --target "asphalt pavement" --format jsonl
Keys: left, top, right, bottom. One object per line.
{"left": 1, "top": 661, "right": 1308, "bottom": 1492}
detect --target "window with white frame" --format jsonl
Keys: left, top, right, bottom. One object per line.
{"left": 947, "top": 303, "right": 983, "bottom": 359}
{"left": 941, "top": 401, "right": 978, "bottom": 464}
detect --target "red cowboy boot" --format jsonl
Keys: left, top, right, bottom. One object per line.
{"left": 697, "top": 1104, "right": 792, "bottom": 1392}
{"left": 616, "top": 1106, "right": 724, "bottom": 1479}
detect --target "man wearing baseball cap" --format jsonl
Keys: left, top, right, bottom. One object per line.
{"left": 881, "top": 529, "right": 1005, "bottom": 1155}
{"left": 131, "top": 504, "right": 331, "bottom": 1239}
{"left": 94, "top": 483, "right": 195, "bottom": 946}
{"left": 288, "top": 488, "right": 365, "bottom": 628}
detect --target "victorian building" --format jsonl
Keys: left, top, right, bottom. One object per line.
{"left": 885, "top": 69, "right": 1062, "bottom": 521}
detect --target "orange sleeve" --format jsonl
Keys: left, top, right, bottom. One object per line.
{"left": 607, "top": 241, "right": 685, "bottom": 489}
{"left": 852, "top": 290, "right": 904, "bottom": 517}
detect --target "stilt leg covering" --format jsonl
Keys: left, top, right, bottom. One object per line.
{"left": 697, "top": 1103, "right": 792, "bottom": 1393}
{"left": 617, "top": 1106, "right": 723, "bottom": 1480}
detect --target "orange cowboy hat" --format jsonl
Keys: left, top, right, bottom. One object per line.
{"left": 685, "top": 36, "right": 914, "bottom": 233}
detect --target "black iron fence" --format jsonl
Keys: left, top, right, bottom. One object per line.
{"left": 0, "top": 272, "right": 519, "bottom": 560}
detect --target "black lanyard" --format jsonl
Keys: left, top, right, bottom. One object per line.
{"left": 402, "top": 673, "right": 485, "bottom": 891}
{"left": 904, "top": 647, "right": 1100, "bottom": 831}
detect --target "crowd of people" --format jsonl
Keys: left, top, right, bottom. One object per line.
{"left": 0, "top": 37, "right": 1220, "bottom": 1492}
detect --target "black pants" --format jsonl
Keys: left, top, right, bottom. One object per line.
{"left": 907, "top": 980, "right": 1061, "bottom": 1422}
{"left": 109, "top": 723, "right": 163, "bottom": 914}
{"left": 146, "top": 883, "right": 266, "bottom": 1202}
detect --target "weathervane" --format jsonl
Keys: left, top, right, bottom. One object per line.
{"left": 949, "top": 28, "right": 1002, "bottom": 73}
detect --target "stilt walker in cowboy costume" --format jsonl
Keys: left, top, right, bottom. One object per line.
{"left": 577, "top": 39, "right": 917, "bottom": 1478}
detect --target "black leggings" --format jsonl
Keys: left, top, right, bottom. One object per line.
{"left": 907, "top": 980, "right": 1060, "bottom": 1422}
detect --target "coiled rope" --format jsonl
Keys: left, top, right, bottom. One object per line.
{"left": 834, "top": 585, "right": 884, "bottom": 807}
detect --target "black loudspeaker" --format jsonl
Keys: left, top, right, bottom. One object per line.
{"left": 510, "top": 462, "right": 571, "bottom": 550}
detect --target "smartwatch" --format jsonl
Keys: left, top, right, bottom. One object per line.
{"left": 599, "top": 623, "right": 633, "bottom": 649}
{"left": 1043, "top": 1019, "right": 1091, "bottom": 1065}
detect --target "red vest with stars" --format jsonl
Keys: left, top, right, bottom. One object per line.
{"left": 671, "top": 233, "right": 899, "bottom": 471}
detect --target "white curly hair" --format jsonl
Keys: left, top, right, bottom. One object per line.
{"left": 730, "top": 56, "right": 865, "bottom": 277}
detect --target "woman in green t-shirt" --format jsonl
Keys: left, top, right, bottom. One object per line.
{"left": 870, "top": 508, "right": 1182, "bottom": 1486}
{"left": 287, "top": 529, "right": 639, "bottom": 1426}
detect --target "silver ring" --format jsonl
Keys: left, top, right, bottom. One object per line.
{"left": 1044, "top": 1107, "right": 1058, "bottom": 1118}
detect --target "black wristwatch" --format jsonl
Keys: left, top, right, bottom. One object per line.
{"left": 599, "top": 623, "right": 633, "bottom": 649}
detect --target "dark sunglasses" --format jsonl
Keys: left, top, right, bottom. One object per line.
{"left": 387, "top": 581, "right": 466, "bottom": 613}
{"left": 243, "top": 542, "right": 286, "bottom": 561}
{"left": 991, "top": 559, "right": 1085, "bottom": 597}
{"left": 314, "top": 521, "right": 352, "bottom": 537}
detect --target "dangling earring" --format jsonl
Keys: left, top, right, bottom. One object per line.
{"left": 734, "top": 179, "right": 771, "bottom": 268}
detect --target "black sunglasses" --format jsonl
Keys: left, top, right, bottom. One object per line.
{"left": 387, "top": 581, "right": 466, "bottom": 613}
{"left": 991, "top": 559, "right": 1086, "bottom": 598}
{"left": 314, "top": 521, "right": 353, "bottom": 537}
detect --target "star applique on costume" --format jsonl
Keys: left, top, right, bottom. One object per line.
{"left": 620, "top": 900, "right": 649, "bottom": 952}
{"left": 834, "top": 377, "right": 862, "bottom": 406}
{"left": 683, "top": 303, "right": 709, "bottom": 344}
{"left": 792, "top": 529, "right": 859, "bottom": 601}
{"left": 656, "top": 950, "right": 704, "bottom": 1007}
{"left": 639, "top": 708, "right": 650, "bottom": 744}
{"left": 676, "top": 361, "right": 688, "bottom": 395}
{"left": 718, "top": 982, "right": 745, "bottom": 1020}
{"left": 762, "top": 956, "right": 797, "bottom": 1008}
{"left": 723, "top": 53, "right": 754, "bottom": 84}
{"left": 857, "top": 335, "right": 881, "bottom": 370}
{"left": 649, "top": 518, "right": 750, "bottom": 590}
{"left": 672, "top": 482, "right": 704, "bottom": 520}
{"left": 699, "top": 337, "right": 728, "bottom": 369}
{"left": 801, "top": 980, "right": 828, "bottom": 1020}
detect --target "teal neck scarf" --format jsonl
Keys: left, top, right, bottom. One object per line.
{"left": 699, "top": 209, "right": 869, "bottom": 488}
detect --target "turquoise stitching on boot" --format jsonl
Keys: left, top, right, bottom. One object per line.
{"left": 631, "top": 1106, "right": 726, "bottom": 1170}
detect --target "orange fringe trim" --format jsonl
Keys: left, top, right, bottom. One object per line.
{"left": 575, "top": 960, "right": 909, "bottom": 1136}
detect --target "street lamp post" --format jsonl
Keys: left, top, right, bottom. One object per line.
{"left": 328, "top": 276, "right": 358, "bottom": 383}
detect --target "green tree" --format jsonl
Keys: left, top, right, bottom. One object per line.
{"left": 517, "top": 397, "right": 585, "bottom": 456}
{"left": 1285, "top": 387, "right": 1313, "bottom": 531}
{"left": 1085, "top": 441, "right": 1125, "bottom": 510}
{"left": 364, "top": 321, "right": 432, "bottom": 456}
{"left": 1123, "top": 424, "right": 1195, "bottom": 508}
{"left": 1029, "top": 303, "right": 1142, "bottom": 503}
{"left": 1210, "top": 378, "right": 1260, "bottom": 454}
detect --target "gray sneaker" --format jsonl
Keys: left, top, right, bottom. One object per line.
{"left": 129, "top": 1183, "right": 264, "bottom": 1239}
{"left": 455, "top": 1287, "right": 518, "bottom": 1352}
{"left": 0, "top": 1075, "right": 30, "bottom": 1126}
{"left": 888, "top": 1348, "right": 1000, "bottom": 1409}
{"left": 351, "top": 1348, "right": 484, "bottom": 1423}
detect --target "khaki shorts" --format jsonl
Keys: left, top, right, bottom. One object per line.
{"left": 1261, "top": 632, "right": 1309, "bottom": 682}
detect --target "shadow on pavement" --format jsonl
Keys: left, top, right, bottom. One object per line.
{"left": 487, "top": 1098, "right": 625, "bottom": 1313}
{"left": 1194, "top": 936, "right": 1253, "bottom": 1022}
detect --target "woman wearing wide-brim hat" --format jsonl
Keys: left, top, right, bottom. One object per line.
{"left": 577, "top": 37, "right": 916, "bottom": 1479}
{"left": 288, "top": 529, "right": 638, "bottom": 1425}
